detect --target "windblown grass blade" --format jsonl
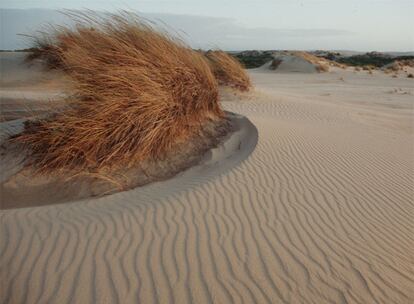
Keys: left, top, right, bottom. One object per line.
{"left": 205, "top": 50, "right": 251, "bottom": 91}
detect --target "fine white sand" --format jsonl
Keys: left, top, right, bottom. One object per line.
{"left": 1, "top": 61, "right": 414, "bottom": 303}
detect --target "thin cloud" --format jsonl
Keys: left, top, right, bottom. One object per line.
{"left": 0, "top": 9, "right": 354, "bottom": 50}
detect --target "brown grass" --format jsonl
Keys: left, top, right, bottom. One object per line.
{"left": 362, "top": 65, "right": 375, "bottom": 71}
{"left": 270, "top": 59, "right": 282, "bottom": 70}
{"left": 205, "top": 50, "right": 251, "bottom": 91}
{"left": 315, "top": 63, "right": 329, "bottom": 73}
{"left": 394, "top": 59, "right": 414, "bottom": 69}
{"left": 12, "top": 11, "right": 223, "bottom": 173}
{"left": 24, "top": 38, "right": 65, "bottom": 69}
{"left": 384, "top": 60, "right": 414, "bottom": 74}
{"left": 386, "top": 62, "right": 400, "bottom": 72}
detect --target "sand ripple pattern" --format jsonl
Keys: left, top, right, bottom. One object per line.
{"left": 1, "top": 92, "right": 413, "bottom": 303}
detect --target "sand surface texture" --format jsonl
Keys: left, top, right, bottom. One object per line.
{"left": 1, "top": 65, "right": 413, "bottom": 303}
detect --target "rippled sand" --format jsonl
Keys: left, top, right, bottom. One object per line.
{"left": 1, "top": 66, "right": 413, "bottom": 303}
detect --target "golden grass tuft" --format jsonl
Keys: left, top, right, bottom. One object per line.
{"left": 13, "top": 11, "right": 223, "bottom": 173}
{"left": 204, "top": 50, "right": 251, "bottom": 91}
{"left": 315, "top": 63, "right": 329, "bottom": 73}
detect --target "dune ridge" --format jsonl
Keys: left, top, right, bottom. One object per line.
{"left": 1, "top": 68, "right": 413, "bottom": 303}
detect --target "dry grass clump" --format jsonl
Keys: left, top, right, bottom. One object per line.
{"left": 315, "top": 63, "right": 329, "bottom": 72}
{"left": 385, "top": 62, "right": 400, "bottom": 72}
{"left": 12, "top": 11, "right": 223, "bottom": 173}
{"left": 384, "top": 60, "right": 414, "bottom": 74}
{"left": 24, "top": 39, "right": 64, "bottom": 69}
{"left": 205, "top": 50, "right": 251, "bottom": 91}
{"left": 393, "top": 59, "right": 414, "bottom": 69}
{"left": 330, "top": 61, "right": 346, "bottom": 69}
{"left": 270, "top": 59, "right": 282, "bottom": 70}
{"left": 362, "top": 65, "right": 375, "bottom": 71}
{"left": 407, "top": 73, "right": 414, "bottom": 78}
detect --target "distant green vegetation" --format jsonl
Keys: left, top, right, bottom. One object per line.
{"left": 232, "top": 50, "right": 414, "bottom": 69}
{"left": 338, "top": 54, "right": 414, "bottom": 67}
{"left": 232, "top": 53, "right": 274, "bottom": 69}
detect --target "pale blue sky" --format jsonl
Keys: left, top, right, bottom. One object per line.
{"left": 1, "top": 0, "right": 413, "bottom": 51}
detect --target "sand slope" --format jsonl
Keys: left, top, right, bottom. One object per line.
{"left": 259, "top": 55, "right": 318, "bottom": 73}
{"left": 1, "top": 68, "right": 414, "bottom": 303}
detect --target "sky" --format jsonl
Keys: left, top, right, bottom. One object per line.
{"left": 1, "top": 0, "right": 413, "bottom": 51}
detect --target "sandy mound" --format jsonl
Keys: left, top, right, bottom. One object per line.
{"left": 1, "top": 112, "right": 257, "bottom": 209}
{"left": 257, "top": 51, "right": 330, "bottom": 73}
{"left": 382, "top": 59, "right": 414, "bottom": 77}
{"left": 263, "top": 54, "right": 319, "bottom": 73}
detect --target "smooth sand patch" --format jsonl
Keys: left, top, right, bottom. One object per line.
{"left": 1, "top": 65, "right": 413, "bottom": 303}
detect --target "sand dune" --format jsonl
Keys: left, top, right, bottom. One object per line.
{"left": 1, "top": 67, "right": 413, "bottom": 303}
{"left": 259, "top": 55, "right": 318, "bottom": 73}
{"left": 256, "top": 51, "right": 330, "bottom": 74}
